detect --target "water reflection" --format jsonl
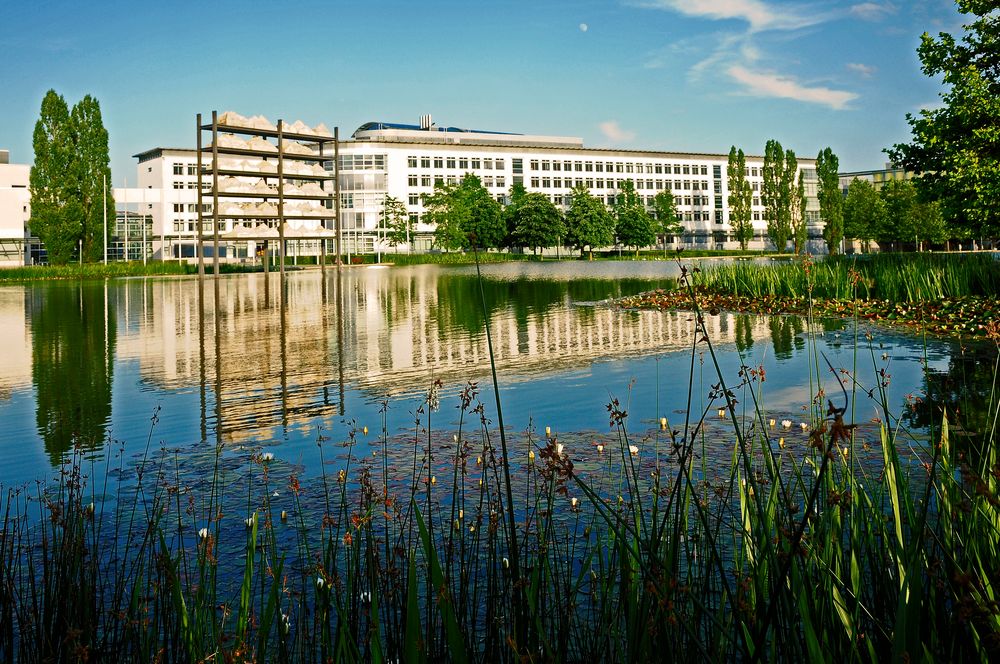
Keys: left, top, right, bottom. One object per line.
{"left": 29, "top": 283, "right": 115, "bottom": 463}
{"left": 0, "top": 263, "right": 985, "bottom": 483}
{"left": 904, "top": 344, "right": 999, "bottom": 440}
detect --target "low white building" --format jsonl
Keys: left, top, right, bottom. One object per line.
{"left": 0, "top": 150, "right": 31, "bottom": 266}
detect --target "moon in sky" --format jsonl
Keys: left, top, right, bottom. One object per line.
{"left": 579, "top": 23, "right": 588, "bottom": 32}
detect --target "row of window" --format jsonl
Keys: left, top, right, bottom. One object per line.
{"left": 338, "top": 154, "right": 386, "bottom": 171}
{"left": 528, "top": 160, "right": 716, "bottom": 176}
{"left": 407, "top": 156, "right": 507, "bottom": 171}
{"left": 404, "top": 209, "right": 719, "bottom": 225}
{"left": 172, "top": 203, "right": 213, "bottom": 213}
{"left": 527, "top": 177, "right": 711, "bottom": 192}
{"left": 406, "top": 174, "right": 507, "bottom": 189}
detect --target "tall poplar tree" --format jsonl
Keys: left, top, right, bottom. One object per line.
{"left": 71, "top": 95, "right": 114, "bottom": 262}
{"left": 29, "top": 90, "right": 79, "bottom": 265}
{"left": 29, "top": 90, "right": 114, "bottom": 264}
{"left": 613, "top": 180, "right": 656, "bottom": 256}
{"left": 785, "top": 151, "right": 807, "bottom": 254}
{"left": 817, "top": 147, "right": 843, "bottom": 254}
{"left": 762, "top": 139, "right": 790, "bottom": 252}
{"left": 726, "top": 146, "right": 753, "bottom": 250}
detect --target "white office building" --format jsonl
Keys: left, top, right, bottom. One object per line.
{"left": 132, "top": 117, "right": 823, "bottom": 260}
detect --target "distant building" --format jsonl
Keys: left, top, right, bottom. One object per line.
{"left": 0, "top": 150, "right": 31, "bottom": 266}
{"left": 838, "top": 163, "right": 915, "bottom": 195}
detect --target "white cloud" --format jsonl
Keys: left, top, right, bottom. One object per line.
{"left": 634, "top": 0, "right": 828, "bottom": 32}
{"left": 846, "top": 62, "right": 876, "bottom": 77}
{"left": 598, "top": 120, "right": 636, "bottom": 143}
{"left": 727, "top": 65, "right": 859, "bottom": 110}
{"left": 579, "top": 23, "right": 589, "bottom": 32}
{"left": 849, "top": 2, "right": 896, "bottom": 20}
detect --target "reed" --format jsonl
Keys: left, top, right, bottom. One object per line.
{"left": 696, "top": 253, "right": 1000, "bottom": 302}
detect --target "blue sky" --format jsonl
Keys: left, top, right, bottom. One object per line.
{"left": 1, "top": 0, "right": 964, "bottom": 179}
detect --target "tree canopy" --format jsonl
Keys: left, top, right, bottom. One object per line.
{"left": 379, "top": 195, "right": 411, "bottom": 251}
{"left": 843, "top": 178, "right": 884, "bottom": 251}
{"left": 423, "top": 174, "right": 504, "bottom": 251}
{"left": 651, "top": 190, "right": 683, "bottom": 245}
{"left": 508, "top": 191, "right": 565, "bottom": 254}
{"left": 613, "top": 180, "right": 655, "bottom": 255}
{"left": 564, "top": 185, "right": 614, "bottom": 259}
{"left": 887, "top": 0, "right": 1000, "bottom": 239}
{"left": 726, "top": 146, "right": 754, "bottom": 251}
{"left": 762, "top": 139, "right": 791, "bottom": 252}
{"left": 816, "top": 147, "right": 843, "bottom": 254}
{"left": 30, "top": 90, "right": 113, "bottom": 265}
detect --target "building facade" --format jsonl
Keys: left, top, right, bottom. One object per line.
{"left": 131, "top": 117, "right": 824, "bottom": 260}
{"left": 0, "top": 150, "right": 32, "bottom": 266}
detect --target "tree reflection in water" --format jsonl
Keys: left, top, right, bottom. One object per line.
{"left": 29, "top": 283, "right": 115, "bottom": 463}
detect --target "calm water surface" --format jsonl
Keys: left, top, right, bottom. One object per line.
{"left": 0, "top": 261, "right": 977, "bottom": 486}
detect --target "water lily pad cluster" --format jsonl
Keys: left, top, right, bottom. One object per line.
{"left": 618, "top": 286, "right": 1000, "bottom": 339}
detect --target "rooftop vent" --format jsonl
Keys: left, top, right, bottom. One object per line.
{"left": 419, "top": 114, "right": 433, "bottom": 130}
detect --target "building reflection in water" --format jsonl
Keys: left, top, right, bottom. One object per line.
{"left": 109, "top": 268, "right": 776, "bottom": 447}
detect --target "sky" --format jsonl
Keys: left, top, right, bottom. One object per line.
{"left": 0, "top": 0, "right": 966, "bottom": 180}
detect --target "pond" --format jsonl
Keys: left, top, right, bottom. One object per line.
{"left": 0, "top": 261, "right": 987, "bottom": 487}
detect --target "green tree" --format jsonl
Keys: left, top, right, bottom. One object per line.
{"left": 843, "top": 178, "right": 885, "bottom": 252}
{"left": 762, "top": 139, "right": 791, "bottom": 252}
{"left": 727, "top": 146, "right": 754, "bottom": 250}
{"left": 71, "top": 95, "right": 114, "bottom": 262}
{"left": 509, "top": 192, "right": 566, "bottom": 255}
{"left": 379, "top": 195, "right": 411, "bottom": 252}
{"left": 423, "top": 181, "right": 468, "bottom": 251}
{"left": 613, "top": 180, "right": 656, "bottom": 256}
{"left": 29, "top": 90, "right": 79, "bottom": 265}
{"left": 651, "top": 190, "right": 683, "bottom": 249}
{"left": 816, "top": 147, "right": 844, "bottom": 254}
{"left": 888, "top": 0, "right": 1000, "bottom": 239}
{"left": 878, "top": 179, "right": 948, "bottom": 249}
{"left": 790, "top": 169, "right": 807, "bottom": 254}
{"left": 564, "top": 185, "right": 614, "bottom": 259}
{"left": 502, "top": 182, "right": 528, "bottom": 248}
{"left": 423, "top": 175, "right": 505, "bottom": 251}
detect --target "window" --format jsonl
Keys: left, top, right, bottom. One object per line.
{"left": 700, "top": 165, "right": 708, "bottom": 176}
{"left": 483, "top": 176, "right": 494, "bottom": 187}
{"left": 173, "top": 182, "right": 184, "bottom": 189}
{"left": 713, "top": 165, "right": 722, "bottom": 179}
{"left": 753, "top": 197, "right": 760, "bottom": 206}
{"left": 408, "top": 194, "right": 419, "bottom": 205}
{"left": 471, "top": 158, "right": 481, "bottom": 169}
{"left": 673, "top": 165, "right": 681, "bottom": 174}
{"left": 574, "top": 161, "right": 583, "bottom": 172}
{"left": 656, "top": 180, "right": 664, "bottom": 190}
{"left": 495, "top": 159, "right": 505, "bottom": 170}
{"left": 421, "top": 175, "right": 431, "bottom": 187}
{"left": 434, "top": 175, "right": 444, "bottom": 185}
{"left": 715, "top": 196, "right": 724, "bottom": 209}
{"left": 173, "top": 204, "right": 184, "bottom": 213}
{"left": 408, "top": 156, "right": 418, "bottom": 168}
{"left": 585, "top": 161, "right": 593, "bottom": 171}
{"left": 714, "top": 181, "right": 722, "bottom": 193}
{"left": 585, "top": 179, "right": 594, "bottom": 188}
{"left": 564, "top": 161, "right": 572, "bottom": 171}
{"left": 434, "top": 157, "right": 443, "bottom": 168}
{"left": 421, "top": 157, "right": 430, "bottom": 168}
{"left": 683, "top": 180, "right": 691, "bottom": 190}
{"left": 530, "top": 160, "right": 539, "bottom": 170}
{"left": 753, "top": 211, "right": 761, "bottom": 221}
{"left": 496, "top": 177, "right": 505, "bottom": 188}
{"left": 683, "top": 165, "right": 690, "bottom": 175}
{"left": 512, "top": 158, "right": 522, "bottom": 174}
{"left": 625, "top": 163, "right": 634, "bottom": 173}
{"left": 173, "top": 164, "right": 183, "bottom": 175}
{"left": 541, "top": 160, "right": 550, "bottom": 171}
{"left": 645, "top": 164, "right": 654, "bottom": 174}
{"left": 542, "top": 178, "right": 551, "bottom": 188}
{"left": 596, "top": 178, "right": 604, "bottom": 189}
{"left": 616, "top": 163, "right": 624, "bottom": 173}
{"left": 409, "top": 213, "right": 419, "bottom": 224}
{"left": 483, "top": 158, "right": 493, "bottom": 170}
{"left": 446, "top": 158, "right": 456, "bottom": 169}
{"left": 683, "top": 197, "right": 692, "bottom": 206}
{"left": 459, "top": 158, "right": 469, "bottom": 169}
{"left": 553, "top": 178, "right": 562, "bottom": 188}
{"left": 655, "top": 165, "right": 663, "bottom": 174}
{"left": 751, "top": 167, "right": 759, "bottom": 177}
{"left": 595, "top": 162, "right": 603, "bottom": 173}
{"left": 531, "top": 177, "right": 540, "bottom": 187}
{"left": 187, "top": 165, "right": 197, "bottom": 175}
{"left": 752, "top": 182, "right": 759, "bottom": 191}
{"left": 552, "top": 161, "right": 561, "bottom": 171}
{"left": 408, "top": 175, "right": 418, "bottom": 186}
